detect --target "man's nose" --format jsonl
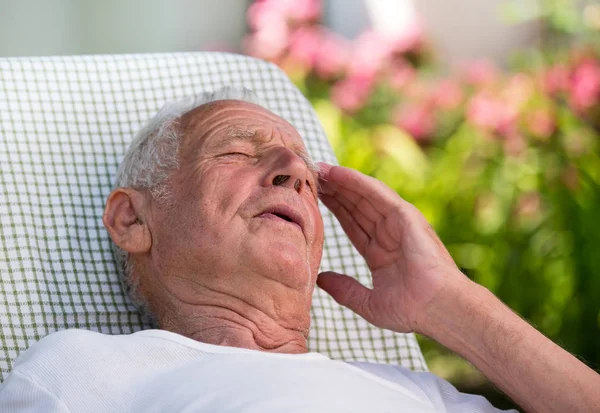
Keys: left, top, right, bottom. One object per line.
{"left": 263, "top": 148, "right": 308, "bottom": 194}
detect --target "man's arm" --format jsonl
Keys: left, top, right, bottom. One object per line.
{"left": 422, "top": 276, "right": 600, "bottom": 412}
{"left": 316, "top": 163, "right": 600, "bottom": 413}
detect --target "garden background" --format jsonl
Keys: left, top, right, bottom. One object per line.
{"left": 242, "top": 0, "right": 600, "bottom": 409}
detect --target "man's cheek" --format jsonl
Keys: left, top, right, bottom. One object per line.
{"left": 312, "top": 211, "right": 325, "bottom": 248}
{"left": 310, "top": 223, "right": 325, "bottom": 273}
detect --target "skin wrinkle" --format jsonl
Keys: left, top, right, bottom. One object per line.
{"left": 321, "top": 176, "right": 393, "bottom": 246}
{"left": 183, "top": 127, "right": 318, "bottom": 202}
{"left": 221, "top": 123, "right": 319, "bottom": 177}
{"left": 153, "top": 271, "right": 311, "bottom": 350}
{"left": 194, "top": 319, "right": 306, "bottom": 352}
{"left": 177, "top": 300, "right": 308, "bottom": 344}
{"left": 119, "top": 100, "right": 323, "bottom": 354}
{"left": 182, "top": 108, "right": 320, "bottom": 195}
{"left": 160, "top": 273, "right": 307, "bottom": 328}
{"left": 177, "top": 126, "right": 318, "bottom": 250}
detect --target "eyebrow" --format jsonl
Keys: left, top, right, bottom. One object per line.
{"left": 213, "top": 126, "right": 320, "bottom": 180}
{"left": 210, "top": 126, "right": 266, "bottom": 151}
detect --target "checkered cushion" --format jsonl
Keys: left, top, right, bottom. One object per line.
{"left": 0, "top": 52, "right": 427, "bottom": 382}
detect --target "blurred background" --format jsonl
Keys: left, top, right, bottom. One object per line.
{"left": 2, "top": 0, "right": 599, "bottom": 409}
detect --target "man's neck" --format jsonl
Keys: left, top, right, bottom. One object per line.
{"left": 185, "top": 310, "right": 308, "bottom": 354}
{"left": 147, "top": 276, "right": 311, "bottom": 354}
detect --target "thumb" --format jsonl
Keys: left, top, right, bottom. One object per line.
{"left": 317, "top": 271, "right": 374, "bottom": 322}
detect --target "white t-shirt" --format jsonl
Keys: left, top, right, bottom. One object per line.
{"left": 0, "top": 329, "right": 514, "bottom": 412}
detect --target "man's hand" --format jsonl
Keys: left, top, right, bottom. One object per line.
{"left": 317, "top": 162, "right": 600, "bottom": 413}
{"left": 316, "top": 162, "right": 470, "bottom": 334}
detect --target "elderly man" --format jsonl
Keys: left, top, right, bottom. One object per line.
{"left": 0, "top": 87, "right": 598, "bottom": 413}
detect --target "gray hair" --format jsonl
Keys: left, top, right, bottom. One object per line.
{"left": 112, "top": 86, "right": 267, "bottom": 322}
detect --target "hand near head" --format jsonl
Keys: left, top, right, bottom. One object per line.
{"left": 318, "top": 163, "right": 600, "bottom": 413}
{"left": 317, "top": 163, "right": 470, "bottom": 335}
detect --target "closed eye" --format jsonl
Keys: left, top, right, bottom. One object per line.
{"left": 221, "top": 152, "right": 252, "bottom": 158}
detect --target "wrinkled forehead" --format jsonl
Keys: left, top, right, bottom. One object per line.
{"left": 178, "top": 99, "right": 307, "bottom": 152}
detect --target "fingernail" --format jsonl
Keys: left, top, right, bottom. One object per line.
{"left": 317, "top": 162, "right": 332, "bottom": 177}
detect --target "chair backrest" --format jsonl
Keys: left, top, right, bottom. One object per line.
{"left": 0, "top": 52, "right": 427, "bottom": 382}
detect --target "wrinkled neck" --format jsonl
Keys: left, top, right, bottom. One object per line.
{"left": 144, "top": 274, "right": 312, "bottom": 354}
{"left": 158, "top": 302, "right": 310, "bottom": 354}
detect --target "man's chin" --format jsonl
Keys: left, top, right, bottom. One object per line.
{"left": 247, "top": 240, "right": 314, "bottom": 291}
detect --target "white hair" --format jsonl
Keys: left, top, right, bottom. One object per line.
{"left": 112, "top": 86, "right": 268, "bottom": 322}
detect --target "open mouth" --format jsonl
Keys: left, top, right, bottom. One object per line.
{"left": 259, "top": 212, "right": 298, "bottom": 226}
{"left": 257, "top": 205, "right": 304, "bottom": 232}
{"left": 271, "top": 212, "right": 293, "bottom": 223}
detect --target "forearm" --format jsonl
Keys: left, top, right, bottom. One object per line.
{"left": 419, "top": 276, "right": 600, "bottom": 413}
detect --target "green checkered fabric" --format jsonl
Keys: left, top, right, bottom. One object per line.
{"left": 0, "top": 52, "right": 427, "bottom": 382}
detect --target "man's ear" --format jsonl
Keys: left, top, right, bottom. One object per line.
{"left": 102, "top": 188, "right": 152, "bottom": 254}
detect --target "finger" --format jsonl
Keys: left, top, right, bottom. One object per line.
{"left": 317, "top": 271, "right": 374, "bottom": 323}
{"left": 319, "top": 173, "right": 386, "bottom": 234}
{"left": 332, "top": 186, "right": 381, "bottom": 224}
{"left": 329, "top": 190, "right": 376, "bottom": 234}
{"left": 320, "top": 194, "right": 370, "bottom": 256}
{"left": 318, "top": 163, "right": 402, "bottom": 217}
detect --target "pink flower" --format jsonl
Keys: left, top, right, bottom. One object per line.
{"left": 516, "top": 192, "right": 542, "bottom": 218}
{"left": 246, "top": 1, "right": 285, "bottom": 31}
{"left": 345, "top": 27, "right": 423, "bottom": 81}
{"left": 431, "top": 79, "right": 463, "bottom": 110}
{"left": 347, "top": 30, "right": 394, "bottom": 80}
{"left": 503, "top": 73, "right": 534, "bottom": 109}
{"left": 543, "top": 64, "right": 570, "bottom": 96}
{"left": 393, "top": 104, "right": 436, "bottom": 141}
{"left": 288, "top": 27, "right": 322, "bottom": 69}
{"left": 388, "top": 59, "right": 416, "bottom": 91}
{"left": 467, "top": 92, "right": 516, "bottom": 136}
{"left": 503, "top": 132, "right": 526, "bottom": 156}
{"left": 569, "top": 59, "right": 600, "bottom": 112}
{"left": 247, "top": 0, "right": 320, "bottom": 29}
{"left": 314, "top": 30, "right": 350, "bottom": 78}
{"left": 404, "top": 78, "right": 430, "bottom": 101}
{"left": 331, "top": 75, "right": 373, "bottom": 113}
{"left": 282, "top": 0, "right": 321, "bottom": 23}
{"left": 527, "top": 109, "right": 556, "bottom": 139}
{"left": 388, "top": 20, "right": 424, "bottom": 54}
{"left": 467, "top": 93, "right": 503, "bottom": 130}
{"left": 243, "top": 22, "right": 289, "bottom": 60}
{"left": 461, "top": 59, "right": 499, "bottom": 87}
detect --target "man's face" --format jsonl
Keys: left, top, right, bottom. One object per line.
{"left": 148, "top": 100, "right": 324, "bottom": 320}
